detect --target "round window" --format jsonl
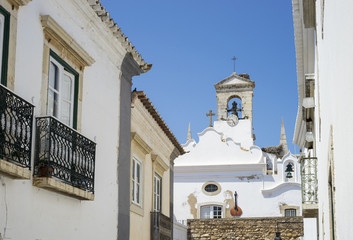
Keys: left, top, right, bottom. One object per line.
{"left": 204, "top": 184, "right": 218, "bottom": 193}
{"left": 202, "top": 182, "right": 221, "bottom": 195}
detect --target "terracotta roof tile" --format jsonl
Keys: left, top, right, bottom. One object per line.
{"left": 87, "top": 0, "right": 152, "bottom": 73}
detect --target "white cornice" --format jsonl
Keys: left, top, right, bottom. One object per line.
{"left": 262, "top": 182, "right": 301, "bottom": 194}
{"left": 292, "top": 0, "right": 305, "bottom": 146}
{"left": 175, "top": 164, "right": 266, "bottom": 174}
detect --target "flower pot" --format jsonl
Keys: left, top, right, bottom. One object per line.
{"left": 39, "top": 165, "right": 54, "bottom": 177}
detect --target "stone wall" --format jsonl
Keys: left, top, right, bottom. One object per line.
{"left": 187, "top": 217, "right": 303, "bottom": 240}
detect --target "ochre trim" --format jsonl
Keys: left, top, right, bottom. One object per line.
{"left": 33, "top": 177, "right": 94, "bottom": 200}
{"left": 0, "top": 159, "right": 31, "bottom": 179}
{"left": 131, "top": 132, "right": 152, "bottom": 154}
{"left": 151, "top": 153, "right": 169, "bottom": 173}
{"left": 41, "top": 15, "right": 95, "bottom": 68}
{"left": 6, "top": 0, "right": 31, "bottom": 8}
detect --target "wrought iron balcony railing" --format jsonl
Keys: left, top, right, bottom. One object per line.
{"left": 0, "top": 84, "right": 34, "bottom": 169}
{"left": 151, "top": 211, "right": 172, "bottom": 240}
{"left": 34, "top": 116, "right": 96, "bottom": 193}
{"left": 301, "top": 157, "right": 318, "bottom": 204}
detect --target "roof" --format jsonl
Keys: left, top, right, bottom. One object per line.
{"left": 131, "top": 91, "right": 185, "bottom": 155}
{"left": 87, "top": 0, "right": 152, "bottom": 73}
{"left": 214, "top": 72, "right": 255, "bottom": 90}
{"left": 262, "top": 145, "right": 284, "bottom": 158}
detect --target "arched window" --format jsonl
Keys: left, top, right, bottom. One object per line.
{"left": 284, "top": 162, "right": 295, "bottom": 182}
{"left": 266, "top": 156, "right": 273, "bottom": 170}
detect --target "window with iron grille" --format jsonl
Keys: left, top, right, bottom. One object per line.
{"left": 285, "top": 209, "right": 296, "bottom": 217}
{"left": 204, "top": 184, "right": 218, "bottom": 193}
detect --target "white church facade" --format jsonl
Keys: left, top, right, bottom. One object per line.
{"left": 173, "top": 73, "right": 304, "bottom": 238}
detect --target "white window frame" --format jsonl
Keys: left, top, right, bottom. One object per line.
{"left": 153, "top": 173, "right": 161, "bottom": 212}
{"left": 200, "top": 205, "right": 223, "bottom": 219}
{"left": 47, "top": 56, "right": 75, "bottom": 127}
{"left": 132, "top": 158, "right": 142, "bottom": 206}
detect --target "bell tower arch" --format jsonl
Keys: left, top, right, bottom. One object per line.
{"left": 214, "top": 72, "right": 255, "bottom": 125}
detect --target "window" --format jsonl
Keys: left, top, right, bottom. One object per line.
{"left": 153, "top": 173, "right": 161, "bottom": 212}
{"left": 47, "top": 53, "right": 77, "bottom": 127}
{"left": 0, "top": 5, "right": 9, "bottom": 86}
{"left": 202, "top": 181, "right": 221, "bottom": 196}
{"left": 285, "top": 209, "right": 296, "bottom": 217}
{"left": 200, "top": 205, "right": 222, "bottom": 219}
{"left": 132, "top": 158, "right": 142, "bottom": 205}
{"left": 204, "top": 184, "right": 218, "bottom": 193}
{"left": 41, "top": 16, "right": 94, "bottom": 130}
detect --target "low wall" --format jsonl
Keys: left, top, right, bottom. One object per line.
{"left": 187, "top": 217, "right": 303, "bottom": 240}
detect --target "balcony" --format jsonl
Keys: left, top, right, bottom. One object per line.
{"left": 301, "top": 157, "right": 318, "bottom": 217}
{"left": 0, "top": 84, "right": 34, "bottom": 179}
{"left": 33, "top": 116, "right": 96, "bottom": 200}
{"left": 151, "top": 212, "right": 172, "bottom": 240}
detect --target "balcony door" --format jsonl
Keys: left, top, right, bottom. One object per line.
{"left": 47, "top": 56, "right": 75, "bottom": 127}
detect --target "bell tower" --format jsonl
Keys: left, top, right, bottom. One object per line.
{"left": 214, "top": 72, "right": 255, "bottom": 125}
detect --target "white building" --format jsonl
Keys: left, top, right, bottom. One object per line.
{"left": 0, "top": 0, "right": 150, "bottom": 239}
{"left": 174, "top": 73, "right": 302, "bottom": 233}
{"left": 292, "top": 0, "right": 353, "bottom": 239}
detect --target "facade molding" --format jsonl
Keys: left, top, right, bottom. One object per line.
{"left": 41, "top": 15, "right": 95, "bottom": 67}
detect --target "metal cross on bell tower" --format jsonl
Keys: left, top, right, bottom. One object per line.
{"left": 232, "top": 56, "right": 237, "bottom": 73}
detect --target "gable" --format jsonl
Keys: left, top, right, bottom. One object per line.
{"left": 214, "top": 73, "right": 254, "bottom": 89}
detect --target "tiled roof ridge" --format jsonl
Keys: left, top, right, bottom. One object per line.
{"left": 132, "top": 91, "right": 185, "bottom": 155}
{"left": 87, "top": 0, "right": 152, "bottom": 73}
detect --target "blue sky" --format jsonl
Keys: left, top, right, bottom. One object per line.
{"left": 101, "top": 0, "right": 299, "bottom": 153}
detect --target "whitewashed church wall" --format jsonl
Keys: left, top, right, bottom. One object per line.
{"left": 174, "top": 172, "right": 302, "bottom": 222}
{"left": 213, "top": 120, "right": 253, "bottom": 149}
{"left": 0, "top": 0, "right": 130, "bottom": 239}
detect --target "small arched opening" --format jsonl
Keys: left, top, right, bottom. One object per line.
{"left": 227, "top": 96, "right": 242, "bottom": 118}
{"left": 284, "top": 161, "right": 295, "bottom": 182}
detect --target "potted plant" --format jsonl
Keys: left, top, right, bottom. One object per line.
{"left": 38, "top": 157, "right": 53, "bottom": 177}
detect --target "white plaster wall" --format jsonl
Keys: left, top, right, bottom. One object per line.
{"left": 313, "top": 1, "right": 353, "bottom": 239}
{"left": 293, "top": 0, "right": 353, "bottom": 238}
{"left": 214, "top": 120, "right": 254, "bottom": 149}
{"left": 176, "top": 128, "right": 263, "bottom": 167}
{"left": 174, "top": 172, "right": 301, "bottom": 222}
{"left": 0, "top": 0, "right": 129, "bottom": 239}
{"left": 173, "top": 221, "right": 188, "bottom": 240}
{"left": 302, "top": 218, "right": 317, "bottom": 240}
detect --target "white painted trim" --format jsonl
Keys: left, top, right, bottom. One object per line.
{"left": 262, "top": 182, "right": 301, "bottom": 194}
